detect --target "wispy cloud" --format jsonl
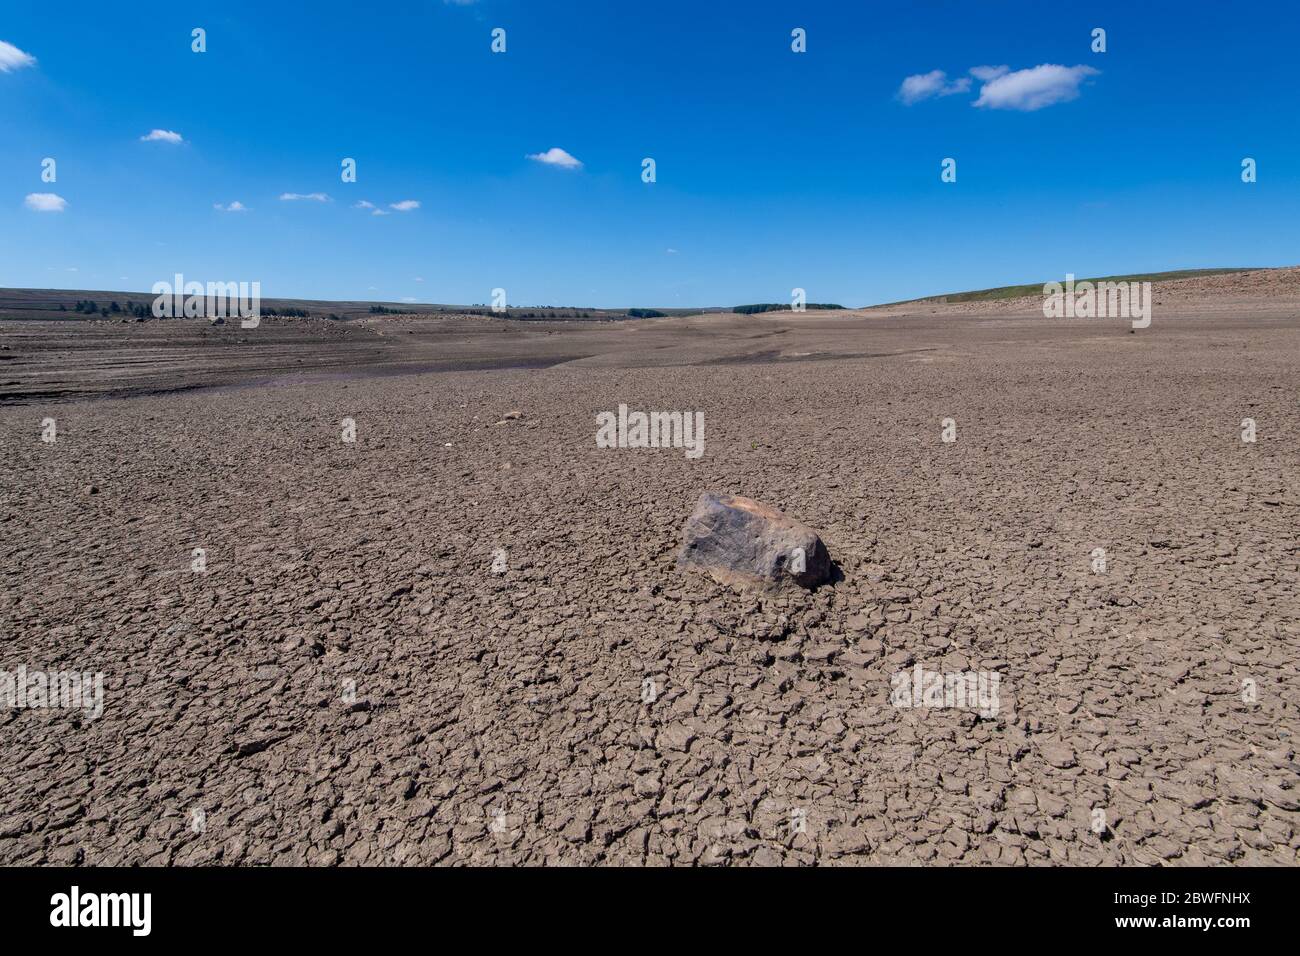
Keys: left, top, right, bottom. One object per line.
{"left": 389, "top": 199, "right": 420, "bottom": 212}
{"left": 898, "top": 70, "right": 970, "bottom": 105}
{"left": 0, "top": 40, "right": 36, "bottom": 73}
{"left": 140, "top": 129, "right": 184, "bottom": 144}
{"left": 972, "top": 64, "right": 1098, "bottom": 111}
{"left": 25, "top": 192, "right": 66, "bottom": 212}
{"left": 280, "top": 192, "right": 331, "bottom": 202}
{"left": 213, "top": 201, "right": 247, "bottom": 212}
{"left": 527, "top": 147, "right": 583, "bottom": 169}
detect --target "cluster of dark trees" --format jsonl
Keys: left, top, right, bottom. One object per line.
{"left": 65, "top": 299, "right": 156, "bottom": 319}
{"left": 62, "top": 299, "right": 332, "bottom": 321}
{"left": 457, "top": 307, "right": 594, "bottom": 319}
{"left": 733, "top": 303, "right": 845, "bottom": 314}
{"left": 369, "top": 305, "right": 406, "bottom": 314}
{"left": 513, "top": 309, "right": 593, "bottom": 319}
{"left": 68, "top": 299, "right": 149, "bottom": 318}
{"left": 627, "top": 308, "right": 666, "bottom": 318}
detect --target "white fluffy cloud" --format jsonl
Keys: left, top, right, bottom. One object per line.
{"left": 213, "top": 201, "right": 247, "bottom": 212}
{"left": 973, "top": 64, "right": 1098, "bottom": 111}
{"left": 527, "top": 147, "right": 583, "bottom": 169}
{"left": 898, "top": 70, "right": 970, "bottom": 105}
{"left": 25, "top": 192, "right": 66, "bottom": 212}
{"left": 0, "top": 40, "right": 36, "bottom": 73}
{"left": 900, "top": 63, "right": 1097, "bottom": 111}
{"left": 280, "top": 192, "right": 331, "bottom": 202}
{"left": 389, "top": 200, "right": 420, "bottom": 211}
{"left": 140, "top": 129, "right": 184, "bottom": 144}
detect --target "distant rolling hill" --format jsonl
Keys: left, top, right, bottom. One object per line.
{"left": 876, "top": 268, "right": 1261, "bottom": 307}
{"left": 1, "top": 268, "right": 1276, "bottom": 321}
{"left": 0, "top": 288, "right": 718, "bottom": 322}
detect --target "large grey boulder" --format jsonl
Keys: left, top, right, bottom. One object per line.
{"left": 678, "top": 492, "right": 831, "bottom": 590}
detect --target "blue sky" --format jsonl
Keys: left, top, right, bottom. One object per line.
{"left": 2, "top": 0, "right": 1296, "bottom": 307}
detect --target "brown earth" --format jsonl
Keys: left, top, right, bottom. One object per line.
{"left": 1, "top": 271, "right": 1297, "bottom": 865}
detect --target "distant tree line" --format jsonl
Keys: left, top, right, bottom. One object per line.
{"left": 71, "top": 299, "right": 136, "bottom": 318}
{"left": 733, "top": 303, "right": 845, "bottom": 314}
{"left": 363, "top": 304, "right": 675, "bottom": 320}
{"left": 457, "top": 307, "right": 595, "bottom": 319}
{"left": 63, "top": 299, "right": 334, "bottom": 321}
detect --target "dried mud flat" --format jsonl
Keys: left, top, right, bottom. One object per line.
{"left": 1, "top": 284, "right": 1298, "bottom": 866}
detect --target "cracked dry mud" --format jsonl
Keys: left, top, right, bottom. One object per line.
{"left": 1, "top": 293, "right": 1298, "bottom": 866}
